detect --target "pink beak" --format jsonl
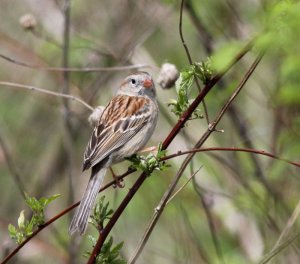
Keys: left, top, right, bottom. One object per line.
{"left": 143, "top": 78, "right": 153, "bottom": 88}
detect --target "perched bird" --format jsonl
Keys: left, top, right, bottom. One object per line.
{"left": 69, "top": 72, "right": 158, "bottom": 235}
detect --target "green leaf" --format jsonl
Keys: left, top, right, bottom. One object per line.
{"left": 84, "top": 235, "right": 126, "bottom": 263}
{"left": 193, "top": 59, "right": 213, "bottom": 85}
{"left": 25, "top": 194, "right": 40, "bottom": 211}
{"left": 8, "top": 193, "right": 61, "bottom": 245}
{"left": 127, "top": 143, "right": 170, "bottom": 174}
{"left": 8, "top": 224, "right": 17, "bottom": 237}
{"left": 40, "top": 194, "right": 61, "bottom": 207}
{"left": 90, "top": 196, "right": 114, "bottom": 232}
{"left": 169, "top": 62, "right": 209, "bottom": 120}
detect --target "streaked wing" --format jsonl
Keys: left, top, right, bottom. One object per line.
{"left": 82, "top": 95, "right": 151, "bottom": 170}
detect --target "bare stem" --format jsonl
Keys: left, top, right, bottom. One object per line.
{"left": 0, "top": 81, "right": 93, "bottom": 111}
{"left": 179, "top": 0, "right": 210, "bottom": 123}
{"left": 162, "top": 147, "right": 300, "bottom": 168}
{"left": 166, "top": 166, "right": 202, "bottom": 205}
{"left": 0, "top": 54, "right": 149, "bottom": 72}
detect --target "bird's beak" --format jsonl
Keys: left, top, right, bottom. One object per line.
{"left": 143, "top": 78, "right": 153, "bottom": 88}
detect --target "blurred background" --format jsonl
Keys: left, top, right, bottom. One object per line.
{"left": 0, "top": 0, "right": 300, "bottom": 263}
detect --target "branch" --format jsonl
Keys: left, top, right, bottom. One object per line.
{"left": 0, "top": 54, "right": 149, "bottom": 72}
{"left": 0, "top": 81, "right": 93, "bottom": 111}
{"left": 179, "top": 0, "right": 210, "bottom": 123}
{"left": 271, "top": 199, "right": 300, "bottom": 254}
{"left": 259, "top": 232, "right": 300, "bottom": 264}
{"left": 166, "top": 166, "right": 202, "bottom": 205}
{"left": 179, "top": 0, "right": 193, "bottom": 64}
{"left": 162, "top": 147, "right": 300, "bottom": 168}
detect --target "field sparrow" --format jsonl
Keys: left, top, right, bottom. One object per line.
{"left": 69, "top": 72, "right": 158, "bottom": 235}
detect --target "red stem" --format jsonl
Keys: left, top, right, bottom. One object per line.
{"left": 162, "top": 147, "right": 300, "bottom": 168}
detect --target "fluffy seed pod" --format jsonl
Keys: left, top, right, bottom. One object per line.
{"left": 157, "top": 63, "right": 179, "bottom": 89}
{"left": 19, "top": 14, "right": 37, "bottom": 31}
{"left": 88, "top": 106, "right": 105, "bottom": 127}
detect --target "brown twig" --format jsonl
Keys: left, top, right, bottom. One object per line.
{"left": 0, "top": 54, "right": 149, "bottom": 72}
{"left": 0, "top": 81, "right": 94, "bottom": 111}
{"left": 162, "top": 147, "right": 300, "bottom": 168}
{"left": 179, "top": 0, "right": 210, "bottom": 123}
{"left": 179, "top": 0, "right": 193, "bottom": 64}
{"left": 184, "top": 1, "right": 213, "bottom": 54}
{"left": 166, "top": 166, "right": 202, "bottom": 205}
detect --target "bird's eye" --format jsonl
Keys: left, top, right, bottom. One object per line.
{"left": 131, "top": 78, "right": 136, "bottom": 85}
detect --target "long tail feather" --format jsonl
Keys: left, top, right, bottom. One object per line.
{"left": 69, "top": 168, "right": 106, "bottom": 235}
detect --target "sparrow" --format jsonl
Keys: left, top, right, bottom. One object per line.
{"left": 69, "top": 72, "right": 158, "bottom": 235}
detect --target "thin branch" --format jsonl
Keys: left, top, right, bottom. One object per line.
{"left": 179, "top": 0, "right": 210, "bottom": 123}
{"left": 272, "top": 199, "right": 300, "bottom": 252}
{"left": 184, "top": 1, "right": 213, "bottom": 54}
{"left": 162, "top": 147, "right": 300, "bottom": 168}
{"left": 0, "top": 81, "right": 94, "bottom": 111}
{"left": 259, "top": 233, "right": 300, "bottom": 264}
{"left": 0, "top": 54, "right": 149, "bottom": 72}
{"left": 166, "top": 166, "right": 202, "bottom": 205}
{"left": 179, "top": 0, "right": 193, "bottom": 64}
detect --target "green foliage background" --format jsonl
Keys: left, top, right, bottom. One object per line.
{"left": 0, "top": 0, "right": 300, "bottom": 263}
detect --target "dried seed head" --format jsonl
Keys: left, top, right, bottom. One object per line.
{"left": 157, "top": 63, "right": 179, "bottom": 89}
{"left": 88, "top": 106, "right": 105, "bottom": 127}
{"left": 19, "top": 14, "right": 37, "bottom": 31}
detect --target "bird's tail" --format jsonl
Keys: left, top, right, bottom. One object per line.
{"left": 69, "top": 168, "right": 106, "bottom": 235}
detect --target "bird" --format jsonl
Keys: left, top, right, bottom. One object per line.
{"left": 69, "top": 72, "right": 158, "bottom": 235}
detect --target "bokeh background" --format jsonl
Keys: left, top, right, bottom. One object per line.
{"left": 0, "top": 0, "right": 300, "bottom": 263}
